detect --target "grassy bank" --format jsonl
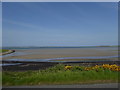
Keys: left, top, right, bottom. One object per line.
{"left": 1, "top": 49, "right": 15, "bottom": 55}
{"left": 0, "top": 49, "right": 9, "bottom": 53}
{"left": 3, "top": 64, "right": 119, "bottom": 86}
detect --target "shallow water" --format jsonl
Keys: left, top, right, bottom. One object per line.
{"left": 3, "top": 55, "right": 119, "bottom": 62}
{"left": 0, "top": 63, "right": 22, "bottom": 66}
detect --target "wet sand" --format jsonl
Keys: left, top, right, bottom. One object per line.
{"left": 2, "top": 47, "right": 118, "bottom": 60}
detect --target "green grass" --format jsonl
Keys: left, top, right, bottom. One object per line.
{"left": 3, "top": 64, "right": 119, "bottom": 86}
{"left": 0, "top": 49, "right": 9, "bottom": 53}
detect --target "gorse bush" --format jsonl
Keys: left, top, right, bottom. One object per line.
{"left": 64, "top": 64, "right": 120, "bottom": 72}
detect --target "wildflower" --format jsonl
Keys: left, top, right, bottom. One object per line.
{"left": 118, "top": 66, "right": 120, "bottom": 71}
{"left": 102, "top": 64, "right": 110, "bottom": 69}
{"left": 101, "top": 64, "right": 120, "bottom": 71}
{"left": 84, "top": 67, "right": 91, "bottom": 71}
{"left": 94, "top": 65, "right": 99, "bottom": 69}
{"left": 64, "top": 65, "right": 72, "bottom": 70}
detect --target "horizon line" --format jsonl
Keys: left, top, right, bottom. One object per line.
{"left": 2, "top": 45, "right": 119, "bottom": 47}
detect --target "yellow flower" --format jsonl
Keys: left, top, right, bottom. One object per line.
{"left": 64, "top": 64, "right": 120, "bottom": 72}
{"left": 118, "top": 66, "right": 120, "bottom": 71}
{"left": 102, "top": 64, "right": 110, "bottom": 69}
{"left": 64, "top": 66, "right": 72, "bottom": 70}
{"left": 84, "top": 67, "right": 91, "bottom": 71}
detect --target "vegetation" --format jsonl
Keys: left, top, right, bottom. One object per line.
{"left": 3, "top": 64, "right": 119, "bottom": 86}
{"left": 0, "top": 49, "right": 9, "bottom": 53}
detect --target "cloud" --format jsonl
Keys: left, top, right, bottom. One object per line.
{"left": 3, "top": 19, "right": 45, "bottom": 30}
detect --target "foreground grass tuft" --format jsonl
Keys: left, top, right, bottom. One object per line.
{"left": 3, "top": 64, "right": 119, "bottom": 86}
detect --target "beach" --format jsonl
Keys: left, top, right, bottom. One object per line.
{"left": 2, "top": 47, "right": 118, "bottom": 60}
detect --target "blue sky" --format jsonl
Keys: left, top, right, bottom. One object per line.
{"left": 2, "top": 2, "right": 118, "bottom": 47}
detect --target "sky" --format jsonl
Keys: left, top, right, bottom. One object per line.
{"left": 2, "top": 2, "right": 118, "bottom": 47}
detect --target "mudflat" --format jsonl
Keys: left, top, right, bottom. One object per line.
{"left": 2, "top": 47, "right": 118, "bottom": 59}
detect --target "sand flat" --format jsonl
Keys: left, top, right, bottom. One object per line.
{"left": 2, "top": 47, "right": 118, "bottom": 59}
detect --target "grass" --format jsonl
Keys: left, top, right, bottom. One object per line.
{"left": 2, "top": 64, "right": 119, "bottom": 86}
{"left": 0, "top": 49, "right": 9, "bottom": 53}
